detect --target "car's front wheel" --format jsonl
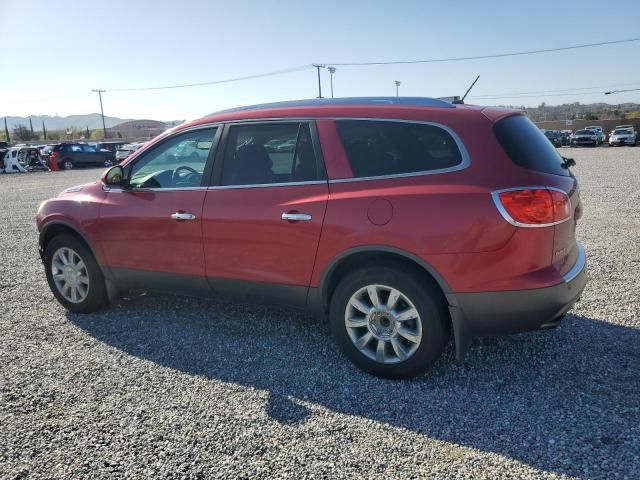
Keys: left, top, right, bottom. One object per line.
{"left": 44, "top": 234, "right": 109, "bottom": 313}
{"left": 329, "top": 266, "right": 450, "bottom": 378}
{"left": 103, "top": 158, "right": 115, "bottom": 167}
{"left": 62, "top": 159, "right": 73, "bottom": 170}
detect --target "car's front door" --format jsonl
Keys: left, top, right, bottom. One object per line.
{"left": 202, "top": 121, "right": 328, "bottom": 306}
{"left": 98, "top": 126, "right": 220, "bottom": 294}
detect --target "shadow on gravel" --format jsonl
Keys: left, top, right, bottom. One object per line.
{"left": 68, "top": 294, "right": 640, "bottom": 478}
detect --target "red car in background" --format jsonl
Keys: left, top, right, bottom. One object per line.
{"left": 36, "top": 97, "right": 586, "bottom": 378}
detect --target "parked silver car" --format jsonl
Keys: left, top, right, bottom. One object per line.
{"left": 609, "top": 128, "right": 637, "bottom": 146}
{"left": 585, "top": 126, "right": 605, "bottom": 144}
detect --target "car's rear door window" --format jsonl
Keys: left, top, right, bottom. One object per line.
{"left": 493, "top": 114, "right": 569, "bottom": 177}
{"left": 335, "top": 120, "right": 464, "bottom": 178}
{"left": 221, "top": 123, "right": 321, "bottom": 186}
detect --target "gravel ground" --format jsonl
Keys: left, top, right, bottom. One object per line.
{"left": 1, "top": 147, "right": 639, "bottom": 479}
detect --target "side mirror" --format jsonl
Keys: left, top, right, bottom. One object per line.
{"left": 104, "top": 165, "right": 126, "bottom": 187}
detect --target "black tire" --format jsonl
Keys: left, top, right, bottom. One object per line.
{"left": 103, "top": 158, "right": 115, "bottom": 167}
{"left": 44, "top": 234, "right": 110, "bottom": 313}
{"left": 62, "top": 158, "right": 74, "bottom": 170}
{"left": 329, "top": 266, "right": 450, "bottom": 379}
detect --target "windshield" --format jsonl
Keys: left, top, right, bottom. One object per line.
{"left": 613, "top": 129, "right": 632, "bottom": 135}
{"left": 575, "top": 130, "right": 593, "bottom": 135}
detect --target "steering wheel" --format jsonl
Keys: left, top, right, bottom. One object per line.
{"left": 172, "top": 165, "right": 201, "bottom": 186}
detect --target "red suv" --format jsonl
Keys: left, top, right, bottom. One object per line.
{"left": 36, "top": 97, "right": 586, "bottom": 378}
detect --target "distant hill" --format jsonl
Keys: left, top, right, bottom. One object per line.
{"left": 109, "top": 119, "right": 171, "bottom": 139}
{"left": 3, "top": 114, "right": 135, "bottom": 131}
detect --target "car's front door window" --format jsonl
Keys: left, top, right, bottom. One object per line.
{"left": 129, "top": 128, "right": 217, "bottom": 189}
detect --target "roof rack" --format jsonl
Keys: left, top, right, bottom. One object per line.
{"left": 213, "top": 97, "right": 456, "bottom": 115}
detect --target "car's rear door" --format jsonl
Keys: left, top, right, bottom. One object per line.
{"left": 98, "top": 125, "right": 221, "bottom": 294}
{"left": 81, "top": 144, "right": 102, "bottom": 165}
{"left": 202, "top": 121, "right": 328, "bottom": 306}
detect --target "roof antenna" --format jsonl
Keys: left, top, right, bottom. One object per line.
{"left": 453, "top": 75, "right": 480, "bottom": 104}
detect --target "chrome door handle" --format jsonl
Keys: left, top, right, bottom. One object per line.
{"left": 171, "top": 212, "right": 196, "bottom": 220}
{"left": 281, "top": 212, "right": 312, "bottom": 222}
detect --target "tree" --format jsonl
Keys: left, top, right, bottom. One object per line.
{"left": 13, "top": 124, "right": 37, "bottom": 141}
{"left": 90, "top": 129, "right": 105, "bottom": 140}
{"left": 46, "top": 130, "right": 62, "bottom": 141}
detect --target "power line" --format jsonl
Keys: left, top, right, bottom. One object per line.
{"left": 605, "top": 88, "right": 640, "bottom": 95}
{"left": 104, "top": 65, "right": 312, "bottom": 92}
{"left": 471, "top": 82, "right": 640, "bottom": 99}
{"left": 472, "top": 91, "right": 608, "bottom": 100}
{"left": 324, "top": 37, "right": 639, "bottom": 66}
{"left": 99, "top": 38, "right": 639, "bottom": 93}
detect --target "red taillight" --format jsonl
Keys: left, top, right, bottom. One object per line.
{"left": 493, "top": 188, "right": 571, "bottom": 227}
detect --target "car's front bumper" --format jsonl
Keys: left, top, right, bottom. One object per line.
{"left": 451, "top": 243, "right": 586, "bottom": 341}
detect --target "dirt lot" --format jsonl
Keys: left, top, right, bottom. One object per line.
{"left": 1, "top": 147, "right": 639, "bottom": 479}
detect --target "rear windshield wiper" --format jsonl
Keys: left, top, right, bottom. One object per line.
{"left": 561, "top": 156, "right": 576, "bottom": 169}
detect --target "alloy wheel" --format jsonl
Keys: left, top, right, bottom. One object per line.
{"left": 344, "top": 284, "right": 423, "bottom": 364}
{"left": 51, "top": 247, "right": 90, "bottom": 303}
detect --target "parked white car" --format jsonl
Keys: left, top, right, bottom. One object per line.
{"left": 115, "top": 143, "right": 144, "bottom": 163}
{"left": 1, "top": 147, "right": 28, "bottom": 173}
{"left": 609, "top": 128, "right": 637, "bottom": 146}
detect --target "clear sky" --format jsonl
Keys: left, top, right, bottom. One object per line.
{"left": 1, "top": 0, "right": 639, "bottom": 120}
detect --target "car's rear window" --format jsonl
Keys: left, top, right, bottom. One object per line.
{"left": 335, "top": 120, "right": 463, "bottom": 179}
{"left": 493, "top": 115, "right": 569, "bottom": 177}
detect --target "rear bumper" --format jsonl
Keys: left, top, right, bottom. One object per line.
{"left": 452, "top": 243, "right": 586, "bottom": 337}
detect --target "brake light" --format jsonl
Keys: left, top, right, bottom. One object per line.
{"left": 492, "top": 187, "right": 571, "bottom": 227}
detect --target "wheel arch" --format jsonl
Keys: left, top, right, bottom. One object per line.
{"left": 39, "top": 221, "right": 98, "bottom": 265}
{"left": 317, "top": 246, "right": 455, "bottom": 312}
{"left": 314, "top": 245, "right": 471, "bottom": 362}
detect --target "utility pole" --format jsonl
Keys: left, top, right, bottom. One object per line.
{"left": 312, "top": 64, "right": 325, "bottom": 99}
{"left": 395, "top": 80, "right": 401, "bottom": 97}
{"left": 4, "top": 117, "right": 10, "bottom": 143}
{"left": 327, "top": 66, "right": 336, "bottom": 98}
{"left": 92, "top": 89, "right": 107, "bottom": 138}
{"left": 42, "top": 120, "right": 47, "bottom": 140}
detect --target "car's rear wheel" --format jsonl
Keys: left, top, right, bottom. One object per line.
{"left": 329, "top": 266, "right": 450, "bottom": 379}
{"left": 62, "top": 159, "right": 73, "bottom": 170}
{"left": 44, "top": 234, "right": 109, "bottom": 313}
{"left": 103, "top": 158, "right": 115, "bottom": 167}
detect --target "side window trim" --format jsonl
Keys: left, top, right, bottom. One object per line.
{"left": 122, "top": 124, "right": 222, "bottom": 191}
{"left": 207, "top": 120, "right": 327, "bottom": 189}
{"left": 330, "top": 118, "right": 470, "bottom": 183}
